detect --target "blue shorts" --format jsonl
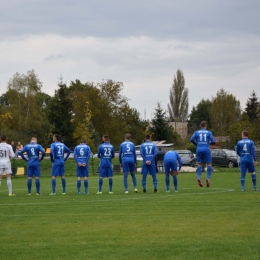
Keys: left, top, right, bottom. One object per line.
{"left": 76, "top": 165, "right": 89, "bottom": 177}
{"left": 99, "top": 166, "right": 113, "bottom": 178}
{"left": 196, "top": 148, "right": 211, "bottom": 164}
{"left": 240, "top": 162, "right": 255, "bottom": 174}
{"left": 142, "top": 164, "right": 156, "bottom": 176}
{"left": 164, "top": 160, "right": 177, "bottom": 174}
{"left": 52, "top": 164, "right": 65, "bottom": 177}
{"left": 122, "top": 161, "right": 135, "bottom": 174}
{"left": 27, "top": 165, "right": 40, "bottom": 178}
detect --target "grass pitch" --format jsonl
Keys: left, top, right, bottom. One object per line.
{"left": 0, "top": 170, "right": 259, "bottom": 260}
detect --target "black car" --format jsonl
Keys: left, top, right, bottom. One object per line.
{"left": 175, "top": 150, "right": 196, "bottom": 167}
{"left": 211, "top": 149, "right": 238, "bottom": 168}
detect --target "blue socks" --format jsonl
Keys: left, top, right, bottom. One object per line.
{"left": 142, "top": 174, "right": 147, "bottom": 190}
{"left": 196, "top": 166, "right": 202, "bottom": 179}
{"left": 62, "top": 178, "right": 66, "bottom": 193}
{"left": 173, "top": 175, "right": 178, "bottom": 191}
{"left": 35, "top": 179, "right": 40, "bottom": 193}
{"left": 52, "top": 179, "right": 56, "bottom": 194}
{"left": 77, "top": 180, "right": 89, "bottom": 193}
{"left": 207, "top": 166, "right": 213, "bottom": 179}
{"left": 77, "top": 180, "right": 81, "bottom": 193}
{"left": 84, "top": 180, "right": 88, "bottom": 193}
{"left": 124, "top": 173, "right": 128, "bottom": 191}
{"left": 99, "top": 178, "right": 103, "bottom": 192}
{"left": 124, "top": 173, "right": 137, "bottom": 191}
{"left": 109, "top": 178, "right": 113, "bottom": 192}
{"left": 27, "top": 179, "right": 32, "bottom": 193}
{"left": 165, "top": 174, "right": 170, "bottom": 191}
{"left": 252, "top": 173, "right": 257, "bottom": 189}
{"left": 131, "top": 173, "right": 137, "bottom": 189}
{"left": 165, "top": 174, "right": 178, "bottom": 191}
{"left": 152, "top": 175, "right": 158, "bottom": 189}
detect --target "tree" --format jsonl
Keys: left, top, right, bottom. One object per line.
{"left": 47, "top": 80, "right": 74, "bottom": 146}
{"left": 69, "top": 79, "right": 130, "bottom": 149}
{"left": 168, "top": 69, "right": 189, "bottom": 122}
{"left": 228, "top": 112, "right": 260, "bottom": 145}
{"left": 0, "top": 70, "right": 44, "bottom": 142}
{"left": 210, "top": 89, "right": 241, "bottom": 136}
{"left": 73, "top": 101, "right": 97, "bottom": 152}
{"left": 149, "top": 102, "right": 174, "bottom": 142}
{"left": 245, "top": 90, "right": 260, "bottom": 123}
{"left": 118, "top": 105, "right": 148, "bottom": 145}
{"left": 188, "top": 99, "right": 212, "bottom": 133}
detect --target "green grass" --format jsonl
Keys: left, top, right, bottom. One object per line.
{"left": 0, "top": 168, "right": 260, "bottom": 260}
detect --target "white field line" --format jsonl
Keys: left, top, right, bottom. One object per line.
{"left": 0, "top": 188, "right": 234, "bottom": 209}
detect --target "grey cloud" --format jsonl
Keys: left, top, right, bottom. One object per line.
{"left": 44, "top": 54, "right": 64, "bottom": 62}
{"left": 0, "top": 0, "right": 260, "bottom": 42}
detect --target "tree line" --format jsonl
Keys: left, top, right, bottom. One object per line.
{"left": 188, "top": 89, "right": 260, "bottom": 148}
{"left": 0, "top": 71, "right": 149, "bottom": 152}
{"left": 0, "top": 69, "right": 259, "bottom": 152}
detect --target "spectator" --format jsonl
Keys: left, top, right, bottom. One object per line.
{"left": 156, "top": 147, "right": 166, "bottom": 172}
{"left": 10, "top": 141, "right": 16, "bottom": 153}
{"left": 15, "top": 141, "right": 23, "bottom": 158}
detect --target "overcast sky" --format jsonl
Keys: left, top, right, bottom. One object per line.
{"left": 1, "top": 0, "right": 260, "bottom": 119}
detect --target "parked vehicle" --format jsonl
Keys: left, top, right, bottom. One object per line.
{"left": 136, "top": 151, "right": 143, "bottom": 161}
{"left": 175, "top": 150, "right": 196, "bottom": 167}
{"left": 211, "top": 149, "right": 238, "bottom": 168}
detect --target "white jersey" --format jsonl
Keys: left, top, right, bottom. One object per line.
{"left": 0, "top": 143, "right": 15, "bottom": 167}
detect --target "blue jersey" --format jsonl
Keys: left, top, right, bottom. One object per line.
{"left": 140, "top": 141, "right": 157, "bottom": 165}
{"left": 236, "top": 138, "right": 256, "bottom": 164}
{"left": 119, "top": 140, "right": 136, "bottom": 164}
{"left": 20, "top": 142, "right": 45, "bottom": 166}
{"left": 190, "top": 128, "right": 215, "bottom": 149}
{"left": 164, "top": 151, "right": 182, "bottom": 166}
{"left": 50, "top": 141, "right": 70, "bottom": 165}
{"left": 74, "top": 143, "right": 91, "bottom": 164}
{"left": 98, "top": 142, "right": 115, "bottom": 167}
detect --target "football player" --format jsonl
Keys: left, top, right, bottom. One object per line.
{"left": 163, "top": 150, "right": 182, "bottom": 192}
{"left": 0, "top": 135, "right": 15, "bottom": 196}
{"left": 119, "top": 134, "right": 137, "bottom": 194}
{"left": 50, "top": 134, "right": 70, "bottom": 195}
{"left": 19, "top": 137, "right": 45, "bottom": 195}
{"left": 74, "top": 140, "right": 91, "bottom": 194}
{"left": 96, "top": 135, "right": 115, "bottom": 194}
{"left": 236, "top": 130, "right": 257, "bottom": 191}
{"left": 190, "top": 121, "right": 215, "bottom": 187}
{"left": 140, "top": 134, "right": 158, "bottom": 193}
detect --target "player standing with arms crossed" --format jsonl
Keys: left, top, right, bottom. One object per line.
{"left": 50, "top": 134, "right": 70, "bottom": 195}
{"left": 96, "top": 135, "right": 115, "bottom": 194}
{"left": 20, "top": 137, "right": 46, "bottom": 195}
{"left": 119, "top": 134, "right": 138, "bottom": 194}
{"left": 74, "top": 140, "right": 91, "bottom": 194}
{"left": 140, "top": 134, "right": 158, "bottom": 193}
{"left": 236, "top": 130, "right": 257, "bottom": 191}
{"left": 0, "top": 135, "right": 15, "bottom": 196}
{"left": 164, "top": 150, "right": 182, "bottom": 192}
{"left": 190, "top": 121, "right": 215, "bottom": 187}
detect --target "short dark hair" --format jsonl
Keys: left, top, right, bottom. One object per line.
{"left": 145, "top": 134, "right": 150, "bottom": 140}
{"left": 103, "top": 135, "right": 109, "bottom": 141}
{"left": 242, "top": 130, "right": 249, "bottom": 137}
{"left": 200, "top": 121, "right": 207, "bottom": 128}
{"left": 1, "top": 135, "right": 7, "bottom": 141}
{"left": 81, "top": 140, "right": 86, "bottom": 143}
{"left": 125, "top": 134, "right": 131, "bottom": 140}
{"left": 54, "top": 134, "right": 61, "bottom": 141}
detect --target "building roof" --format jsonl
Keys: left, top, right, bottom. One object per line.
{"left": 135, "top": 140, "right": 174, "bottom": 148}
